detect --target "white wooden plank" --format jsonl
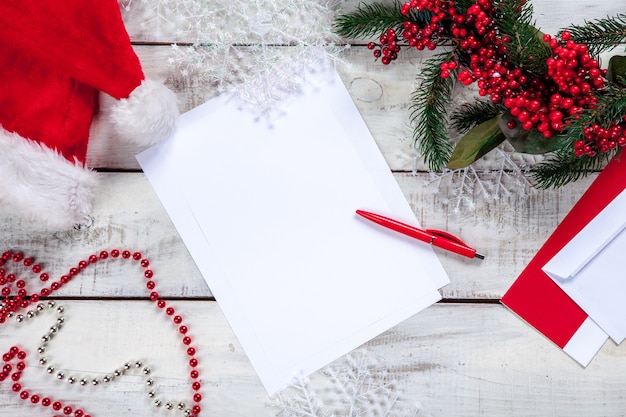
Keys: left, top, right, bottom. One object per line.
{"left": 0, "top": 172, "right": 593, "bottom": 299}
{"left": 1, "top": 301, "right": 624, "bottom": 417}
{"left": 121, "top": 0, "right": 626, "bottom": 44}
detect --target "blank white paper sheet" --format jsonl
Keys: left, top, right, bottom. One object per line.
{"left": 137, "top": 69, "right": 449, "bottom": 394}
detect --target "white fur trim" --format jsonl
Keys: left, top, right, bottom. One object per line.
{"left": 111, "top": 79, "right": 180, "bottom": 146}
{"left": 0, "top": 129, "right": 98, "bottom": 229}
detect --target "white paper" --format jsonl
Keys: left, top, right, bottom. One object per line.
{"left": 543, "top": 188, "right": 626, "bottom": 343}
{"left": 137, "top": 69, "right": 449, "bottom": 394}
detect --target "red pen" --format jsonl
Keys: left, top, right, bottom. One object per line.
{"left": 356, "top": 210, "right": 484, "bottom": 260}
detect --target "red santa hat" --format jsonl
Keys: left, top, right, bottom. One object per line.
{"left": 0, "top": 1, "right": 179, "bottom": 228}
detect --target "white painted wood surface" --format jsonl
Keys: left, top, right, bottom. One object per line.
{"left": 1, "top": 1, "right": 624, "bottom": 416}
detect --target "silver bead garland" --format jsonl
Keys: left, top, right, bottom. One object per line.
{"left": 12, "top": 299, "right": 194, "bottom": 416}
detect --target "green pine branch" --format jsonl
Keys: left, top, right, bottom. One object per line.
{"left": 564, "top": 13, "right": 626, "bottom": 57}
{"left": 493, "top": 0, "right": 551, "bottom": 75}
{"left": 450, "top": 100, "right": 504, "bottom": 133}
{"left": 533, "top": 85, "right": 626, "bottom": 188}
{"left": 411, "top": 51, "right": 457, "bottom": 171}
{"left": 333, "top": 1, "right": 431, "bottom": 40}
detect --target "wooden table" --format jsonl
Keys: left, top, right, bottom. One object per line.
{"left": 2, "top": 1, "right": 625, "bottom": 416}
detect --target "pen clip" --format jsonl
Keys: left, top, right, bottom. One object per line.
{"left": 425, "top": 229, "right": 470, "bottom": 248}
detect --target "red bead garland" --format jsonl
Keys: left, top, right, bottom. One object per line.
{"left": 0, "top": 250, "right": 203, "bottom": 417}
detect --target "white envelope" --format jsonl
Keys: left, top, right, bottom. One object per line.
{"left": 543, "top": 188, "right": 626, "bottom": 343}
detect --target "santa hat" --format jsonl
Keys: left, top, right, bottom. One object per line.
{"left": 0, "top": 1, "right": 179, "bottom": 228}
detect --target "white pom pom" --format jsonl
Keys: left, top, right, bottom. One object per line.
{"left": 111, "top": 79, "right": 180, "bottom": 146}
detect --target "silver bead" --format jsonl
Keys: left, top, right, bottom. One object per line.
{"left": 114, "top": 369, "right": 123, "bottom": 377}
{"left": 36, "top": 303, "right": 45, "bottom": 311}
{"left": 147, "top": 390, "right": 155, "bottom": 398}
{"left": 165, "top": 403, "right": 173, "bottom": 410}
{"left": 184, "top": 410, "right": 192, "bottom": 417}
{"left": 92, "top": 378, "right": 100, "bottom": 386}
{"left": 41, "top": 335, "right": 50, "bottom": 343}
{"left": 143, "top": 367, "right": 151, "bottom": 375}
{"left": 16, "top": 314, "right": 24, "bottom": 322}
{"left": 68, "top": 376, "right": 76, "bottom": 384}
{"left": 57, "top": 372, "right": 65, "bottom": 380}
{"left": 146, "top": 378, "right": 154, "bottom": 386}
{"left": 46, "top": 366, "right": 55, "bottom": 374}
{"left": 178, "top": 403, "right": 186, "bottom": 410}
{"left": 154, "top": 399, "right": 162, "bottom": 407}
{"left": 37, "top": 346, "right": 45, "bottom": 354}
{"left": 26, "top": 310, "right": 35, "bottom": 319}
{"left": 57, "top": 317, "right": 65, "bottom": 325}
{"left": 124, "top": 363, "right": 131, "bottom": 370}
{"left": 135, "top": 361, "right": 142, "bottom": 368}
{"left": 39, "top": 357, "right": 47, "bottom": 365}
{"left": 7, "top": 311, "right": 14, "bottom": 318}
{"left": 56, "top": 306, "right": 64, "bottom": 313}
{"left": 80, "top": 378, "right": 88, "bottom": 386}
{"left": 49, "top": 326, "right": 58, "bottom": 334}
{"left": 103, "top": 375, "right": 111, "bottom": 383}
{"left": 47, "top": 300, "right": 56, "bottom": 308}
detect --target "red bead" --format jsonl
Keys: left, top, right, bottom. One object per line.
{"left": 140, "top": 259, "right": 150, "bottom": 268}
{"left": 22, "top": 257, "right": 33, "bottom": 267}
{"left": 192, "top": 405, "right": 201, "bottom": 415}
{"left": 17, "top": 351, "right": 26, "bottom": 360}
{"left": 30, "top": 294, "right": 40, "bottom": 302}
{"left": 30, "top": 394, "right": 40, "bottom": 404}
{"left": 183, "top": 336, "right": 192, "bottom": 345}
{"left": 111, "top": 250, "right": 120, "bottom": 258}
{"left": 146, "top": 281, "right": 155, "bottom": 290}
{"left": 51, "top": 282, "right": 61, "bottom": 290}
{"left": 75, "top": 410, "right": 85, "bottom": 417}
{"left": 16, "top": 361, "right": 25, "bottom": 370}
{"left": 69, "top": 267, "right": 79, "bottom": 276}
{"left": 19, "top": 390, "right": 29, "bottom": 400}
{"left": 13, "top": 253, "right": 23, "bottom": 262}
{"left": 63, "top": 405, "right": 73, "bottom": 415}
{"left": 89, "top": 255, "right": 98, "bottom": 263}
{"left": 12, "top": 383, "right": 21, "bottom": 392}
{"left": 192, "top": 381, "right": 201, "bottom": 390}
{"left": 11, "top": 371, "right": 21, "bottom": 381}
{"left": 78, "top": 261, "right": 88, "bottom": 269}
{"left": 157, "top": 300, "right": 166, "bottom": 308}
{"left": 53, "top": 401, "right": 63, "bottom": 410}
{"left": 190, "top": 370, "right": 199, "bottom": 379}
{"left": 187, "top": 347, "right": 196, "bottom": 356}
{"left": 122, "top": 250, "right": 131, "bottom": 259}
{"left": 133, "top": 252, "right": 142, "bottom": 261}
{"left": 173, "top": 315, "right": 183, "bottom": 324}
{"left": 166, "top": 307, "right": 175, "bottom": 316}
{"left": 40, "top": 288, "right": 50, "bottom": 297}
{"left": 16, "top": 280, "right": 25, "bottom": 288}
{"left": 99, "top": 251, "right": 109, "bottom": 259}
{"left": 189, "top": 358, "right": 198, "bottom": 368}
{"left": 60, "top": 275, "right": 70, "bottom": 284}
{"left": 40, "top": 273, "right": 49, "bottom": 282}
{"left": 193, "top": 393, "right": 202, "bottom": 402}
{"left": 179, "top": 325, "right": 188, "bottom": 334}
{"left": 144, "top": 270, "right": 153, "bottom": 279}
{"left": 149, "top": 292, "right": 159, "bottom": 301}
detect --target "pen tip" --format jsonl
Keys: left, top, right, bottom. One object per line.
{"left": 474, "top": 253, "right": 485, "bottom": 260}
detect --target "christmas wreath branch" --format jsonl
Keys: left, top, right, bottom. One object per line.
{"left": 334, "top": 0, "right": 626, "bottom": 188}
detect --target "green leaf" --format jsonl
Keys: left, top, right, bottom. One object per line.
{"left": 607, "top": 55, "right": 626, "bottom": 87}
{"left": 499, "top": 112, "right": 566, "bottom": 154}
{"left": 446, "top": 115, "right": 506, "bottom": 169}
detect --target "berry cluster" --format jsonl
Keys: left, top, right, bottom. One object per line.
{"left": 575, "top": 118, "right": 626, "bottom": 157}
{"left": 368, "top": 0, "right": 626, "bottom": 158}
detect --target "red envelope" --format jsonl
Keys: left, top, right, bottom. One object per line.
{"left": 501, "top": 154, "right": 626, "bottom": 365}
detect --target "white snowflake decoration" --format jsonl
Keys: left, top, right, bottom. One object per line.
{"left": 270, "top": 350, "right": 428, "bottom": 417}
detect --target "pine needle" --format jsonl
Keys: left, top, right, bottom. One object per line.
{"left": 450, "top": 100, "right": 504, "bottom": 134}
{"left": 565, "top": 13, "right": 626, "bottom": 57}
{"left": 410, "top": 51, "right": 456, "bottom": 171}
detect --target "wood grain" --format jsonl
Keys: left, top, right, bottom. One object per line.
{"left": 1, "top": 1, "right": 623, "bottom": 416}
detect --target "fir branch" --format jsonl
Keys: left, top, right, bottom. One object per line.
{"left": 333, "top": 1, "right": 431, "bottom": 40}
{"left": 533, "top": 85, "right": 626, "bottom": 188}
{"left": 411, "top": 51, "right": 456, "bottom": 171}
{"left": 493, "top": 0, "right": 551, "bottom": 75}
{"left": 532, "top": 150, "right": 614, "bottom": 188}
{"left": 565, "top": 13, "right": 626, "bottom": 57}
{"left": 450, "top": 100, "right": 504, "bottom": 133}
